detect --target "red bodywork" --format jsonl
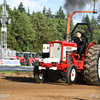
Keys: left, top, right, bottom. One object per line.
{"left": 13, "top": 56, "right": 28, "bottom": 63}
{"left": 39, "top": 40, "right": 96, "bottom": 72}
{"left": 39, "top": 40, "right": 97, "bottom": 72}
{"left": 29, "top": 57, "right": 39, "bottom": 64}
{"left": 85, "top": 41, "right": 97, "bottom": 56}
{"left": 49, "top": 40, "right": 77, "bottom": 61}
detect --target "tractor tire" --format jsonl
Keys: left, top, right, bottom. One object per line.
{"left": 66, "top": 64, "right": 77, "bottom": 85}
{"left": 34, "top": 62, "right": 45, "bottom": 83}
{"left": 84, "top": 45, "right": 100, "bottom": 85}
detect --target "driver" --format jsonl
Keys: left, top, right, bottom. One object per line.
{"left": 74, "top": 31, "right": 87, "bottom": 58}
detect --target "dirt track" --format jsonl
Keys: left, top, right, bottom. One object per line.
{"left": 0, "top": 72, "right": 100, "bottom": 100}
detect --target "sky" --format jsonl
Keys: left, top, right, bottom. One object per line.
{"left": 0, "top": 0, "right": 65, "bottom": 14}
{"left": 0, "top": 0, "right": 100, "bottom": 24}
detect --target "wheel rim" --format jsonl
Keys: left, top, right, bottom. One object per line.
{"left": 98, "top": 57, "right": 100, "bottom": 78}
{"left": 39, "top": 74, "right": 43, "bottom": 79}
{"left": 38, "top": 66, "right": 44, "bottom": 80}
{"left": 71, "top": 69, "right": 76, "bottom": 81}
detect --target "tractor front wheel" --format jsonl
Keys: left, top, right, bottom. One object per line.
{"left": 66, "top": 64, "right": 77, "bottom": 85}
{"left": 34, "top": 62, "right": 45, "bottom": 83}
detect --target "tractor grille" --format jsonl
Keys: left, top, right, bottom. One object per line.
{"left": 50, "top": 43, "right": 61, "bottom": 60}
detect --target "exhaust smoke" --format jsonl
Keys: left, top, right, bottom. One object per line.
{"left": 64, "top": 0, "right": 92, "bottom": 12}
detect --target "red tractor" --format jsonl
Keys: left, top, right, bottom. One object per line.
{"left": 23, "top": 52, "right": 39, "bottom": 66}
{"left": 14, "top": 52, "right": 28, "bottom": 65}
{"left": 34, "top": 8, "right": 100, "bottom": 85}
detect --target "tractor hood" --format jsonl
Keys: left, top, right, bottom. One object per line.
{"left": 50, "top": 40, "right": 77, "bottom": 48}
{"left": 49, "top": 40, "right": 77, "bottom": 62}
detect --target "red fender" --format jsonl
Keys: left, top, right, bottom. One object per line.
{"left": 85, "top": 41, "right": 97, "bottom": 56}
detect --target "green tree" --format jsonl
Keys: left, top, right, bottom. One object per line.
{"left": 82, "top": 14, "right": 91, "bottom": 24}
{"left": 0, "top": 5, "right": 2, "bottom": 40}
{"left": 30, "top": 12, "right": 57, "bottom": 53}
{"left": 57, "top": 19, "right": 66, "bottom": 40}
{"left": 97, "top": 13, "right": 100, "bottom": 25}
{"left": 46, "top": 8, "right": 52, "bottom": 18}
{"left": 51, "top": 18, "right": 66, "bottom": 40}
{"left": 7, "top": 9, "right": 35, "bottom": 51}
{"left": 90, "top": 15, "right": 97, "bottom": 29}
{"left": 55, "top": 6, "right": 65, "bottom": 19}
{"left": 27, "top": 7, "right": 30, "bottom": 16}
{"left": 85, "top": 14, "right": 90, "bottom": 25}
{"left": 82, "top": 14, "right": 86, "bottom": 23}
{"left": 93, "top": 29, "right": 100, "bottom": 44}
{"left": 42, "top": 6, "right": 46, "bottom": 15}
{"left": 18, "top": 2, "right": 26, "bottom": 13}
{"left": 42, "top": 7, "right": 52, "bottom": 18}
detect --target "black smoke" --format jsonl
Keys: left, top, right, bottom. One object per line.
{"left": 64, "top": 0, "right": 93, "bottom": 12}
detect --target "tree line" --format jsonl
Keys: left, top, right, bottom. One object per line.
{"left": 0, "top": 2, "right": 100, "bottom": 55}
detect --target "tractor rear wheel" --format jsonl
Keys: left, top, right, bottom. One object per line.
{"left": 66, "top": 64, "right": 77, "bottom": 85}
{"left": 84, "top": 45, "right": 100, "bottom": 85}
